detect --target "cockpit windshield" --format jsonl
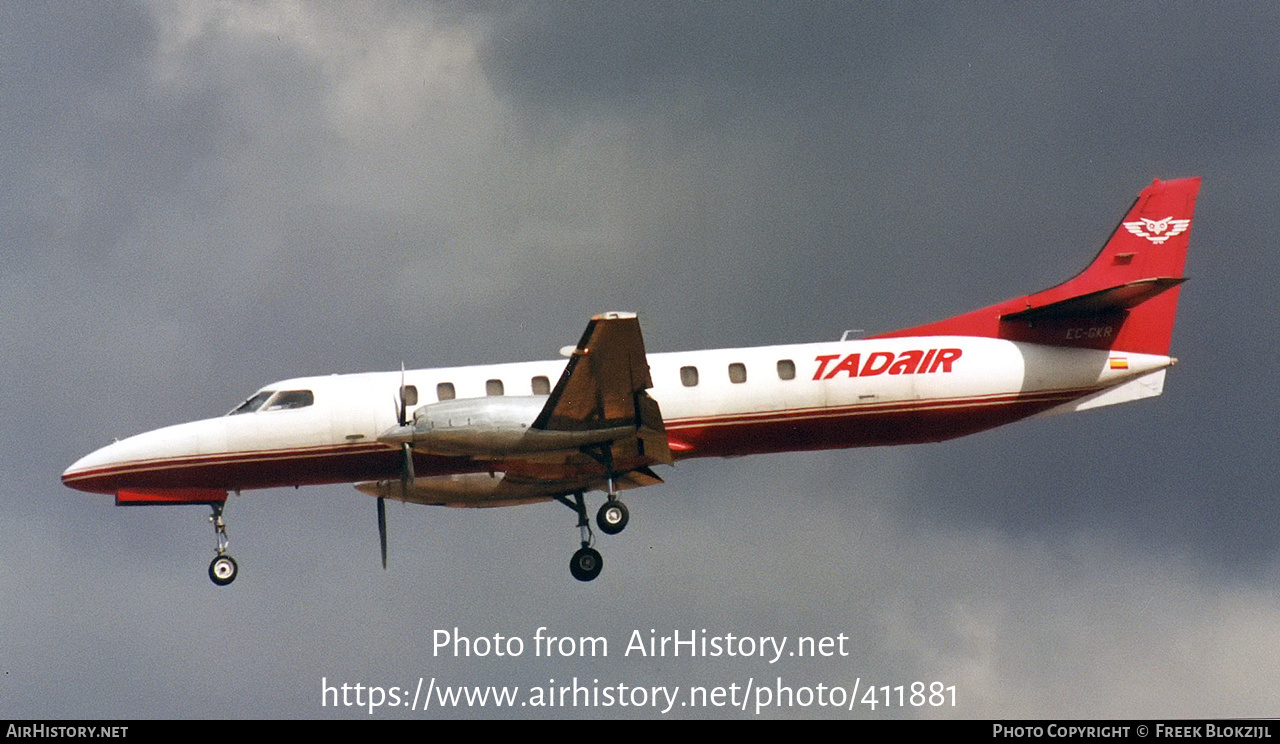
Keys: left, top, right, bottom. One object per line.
{"left": 228, "top": 391, "right": 274, "bottom": 416}
{"left": 227, "top": 389, "right": 315, "bottom": 416}
{"left": 263, "top": 390, "right": 314, "bottom": 411}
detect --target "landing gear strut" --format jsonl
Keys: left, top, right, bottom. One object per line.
{"left": 207, "top": 502, "right": 238, "bottom": 586}
{"left": 555, "top": 491, "right": 603, "bottom": 581}
{"left": 594, "top": 468, "right": 629, "bottom": 536}
{"left": 556, "top": 488, "right": 629, "bottom": 582}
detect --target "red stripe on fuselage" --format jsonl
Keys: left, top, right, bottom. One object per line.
{"left": 62, "top": 443, "right": 413, "bottom": 494}
{"left": 664, "top": 388, "right": 1085, "bottom": 457}
{"left": 63, "top": 387, "right": 1089, "bottom": 495}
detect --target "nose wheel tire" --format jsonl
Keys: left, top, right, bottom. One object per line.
{"left": 570, "top": 547, "right": 603, "bottom": 582}
{"left": 596, "top": 500, "right": 629, "bottom": 535}
{"left": 209, "top": 555, "right": 238, "bottom": 586}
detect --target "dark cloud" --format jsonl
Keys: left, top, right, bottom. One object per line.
{"left": 482, "top": 1, "right": 896, "bottom": 103}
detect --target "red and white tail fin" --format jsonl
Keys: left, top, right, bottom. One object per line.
{"left": 874, "top": 178, "right": 1200, "bottom": 355}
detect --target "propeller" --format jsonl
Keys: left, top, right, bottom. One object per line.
{"left": 377, "top": 495, "right": 387, "bottom": 570}
{"left": 379, "top": 364, "right": 417, "bottom": 570}
{"left": 396, "top": 363, "right": 416, "bottom": 493}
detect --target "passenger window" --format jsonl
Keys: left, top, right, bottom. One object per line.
{"left": 532, "top": 375, "right": 550, "bottom": 395}
{"left": 400, "top": 385, "right": 418, "bottom": 407}
{"left": 777, "top": 359, "right": 796, "bottom": 380}
{"left": 263, "top": 390, "right": 314, "bottom": 411}
{"left": 728, "top": 363, "right": 747, "bottom": 384}
{"left": 486, "top": 379, "right": 505, "bottom": 396}
{"left": 437, "top": 382, "right": 455, "bottom": 401}
{"left": 680, "top": 366, "right": 699, "bottom": 387}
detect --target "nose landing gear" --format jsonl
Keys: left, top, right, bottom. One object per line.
{"left": 209, "top": 554, "right": 238, "bottom": 585}
{"left": 207, "top": 502, "right": 238, "bottom": 586}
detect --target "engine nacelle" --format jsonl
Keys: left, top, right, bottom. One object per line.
{"left": 356, "top": 471, "right": 552, "bottom": 507}
{"left": 378, "top": 396, "right": 632, "bottom": 458}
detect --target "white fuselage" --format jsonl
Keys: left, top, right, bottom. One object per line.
{"left": 61, "top": 336, "right": 1172, "bottom": 501}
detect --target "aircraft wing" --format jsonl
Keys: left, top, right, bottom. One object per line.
{"left": 366, "top": 313, "right": 673, "bottom": 507}
{"left": 534, "top": 312, "right": 673, "bottom": 467}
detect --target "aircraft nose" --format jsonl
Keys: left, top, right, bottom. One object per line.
{"left": 60, "top": 417, "right": 212, "bottom": 494}
{"left": 61, "top": 441, "right": 125, "bottom": 494}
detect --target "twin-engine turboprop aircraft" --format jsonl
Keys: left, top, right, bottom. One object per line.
{"left": 62, "top": 178, "right": 1201, "bottom": 584}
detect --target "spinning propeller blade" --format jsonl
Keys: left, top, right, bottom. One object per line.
{"left": 378, "top": 363, "right": 415, "bottom": 570}
{"left": 377, "top": 495, "right": 387, "bottom": 570}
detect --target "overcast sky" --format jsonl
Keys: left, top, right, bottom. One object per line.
{"left": 4, "top": 1, "right": 1280, "bottom": 719}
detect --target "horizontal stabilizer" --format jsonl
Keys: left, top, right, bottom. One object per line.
{"left": 1031, "top": 368, "right": 1168, "bottom": 418}
{"left": 1001, "top": 277, "right": 1186, "bottom": 322}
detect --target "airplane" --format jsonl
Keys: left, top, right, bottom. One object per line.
{"left": 62, "top": 177, "right": 1201, "bottom": 585}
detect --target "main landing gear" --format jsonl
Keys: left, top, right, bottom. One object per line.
{"left": 557, "top": 488, "right": 630, "bottom": 583}
{"left": 207, "top": 502, "right": 238, "bottom": 586}
{"left": 571, "top": 545, "right": 603, "bottom": 582}
{"left": 597, "top": 498, "right": 629, "bottom": 535}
